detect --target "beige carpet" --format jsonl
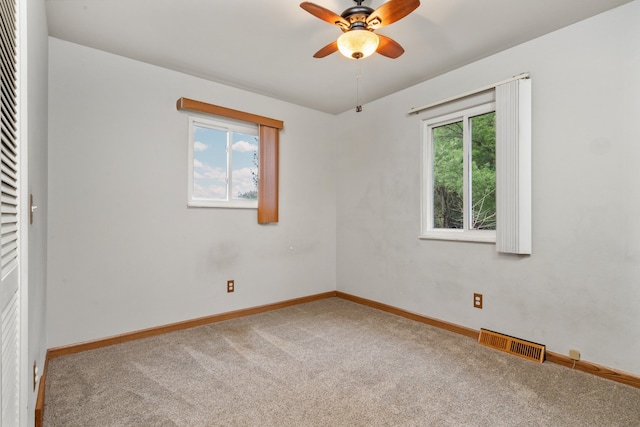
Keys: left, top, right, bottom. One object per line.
{"left": 44, "top": 298, "right": 640, "bottom": 426}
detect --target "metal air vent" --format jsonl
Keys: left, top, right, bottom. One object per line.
{"left": 478, "top": 329, "right": 545, "bottom": 363}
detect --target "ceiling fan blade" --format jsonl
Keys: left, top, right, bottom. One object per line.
{"left": 376, "top": 34, "right": 405, "bottom": 58}
{"left": 300, "top": 2, "right": 350, "bottom": 29}
{"left": 367, "top": 0, "right": 420, "bottom": 30}
{"left": 313, "top": 41, "right": 339, "bottom": 58}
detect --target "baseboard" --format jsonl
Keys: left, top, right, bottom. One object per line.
{"left": 545, "top": 351, "right": 640, "bottom": 388}
{"left": 335, "top": 291, "right": 479, "bottom": 339}
{"left": 47, "top": 291, "right": 337, "bottom": 359}
{"left": 335, "top": 292, "right": 640, "bottom": 389}
{"left": 41, "top": 286, "right": 640, "bottom": 427}
{"left": 35, "top": 291, "right": 640, "bottom": 426}
{"left": 34, "top": 350, "right": 49, "bottom": 427}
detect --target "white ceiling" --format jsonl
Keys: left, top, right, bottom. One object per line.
{"left": 45, "top": 0, "right": 632, "bottom": 114}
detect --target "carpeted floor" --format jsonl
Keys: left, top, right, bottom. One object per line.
{"left": 44, "top": 298, "right": 640, "bottom": 426}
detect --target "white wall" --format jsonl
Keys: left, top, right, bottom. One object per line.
{"left": 336, "top": 2, "right": 640, "bottom": 376}
{"left": 25, "top": 0, "right": 49, "bottom": 424}
{"left": 47, "top": 38, "right": 337, "bottom": 348}
{"left": 47, "top": 2, "right": 640, "bottom": 379}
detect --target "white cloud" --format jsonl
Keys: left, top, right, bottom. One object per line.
{"left": 232, "top": 140, "right": 257, "bottom": 152}
{"left": 232, "top": 167, "right": 257, "bottom": 194}
{"left": 194, "top": 141, "right": 208, "bottom": 152}
{"left": 193, "top": 164, "right": 257, "bottom": 199}
{"left": 203, "top": 168, "right": 226, "bottom": 180}
{"left": 194, "top": 159, "right": 227, "bottom": 180}
{"left": 193, "top": 182, "right": 226, "bottom": 200}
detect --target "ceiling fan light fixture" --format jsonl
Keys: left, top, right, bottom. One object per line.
{"left": 337, "top": 29, "right": 379, "bottom": 59}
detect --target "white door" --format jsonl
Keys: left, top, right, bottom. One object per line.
{"left": 0, "top": 0, "right": 22, "bottom": 424}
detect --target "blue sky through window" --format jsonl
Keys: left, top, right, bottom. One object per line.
{"left": 192, "top": 124, "right": 258, "bottom": 201}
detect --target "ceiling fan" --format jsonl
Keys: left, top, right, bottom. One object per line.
{"left": 300, "top": 0, "right": 420, "bottom": 60}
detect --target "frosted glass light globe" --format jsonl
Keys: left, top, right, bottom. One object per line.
{"left": 337, "top": 30, "right": 379, "bottom": 59}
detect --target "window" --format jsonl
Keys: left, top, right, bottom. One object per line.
{"left": 188, "top": 116, "right": 259, "bottom": 208}
{"left": 414, "top": 76, "right": 531, "bottom": 253}
{"left": 178, "top": 97, "right": 282, "bottom": 223}
{"left": 422, "top": 103, "right": 496, "bottom": 242}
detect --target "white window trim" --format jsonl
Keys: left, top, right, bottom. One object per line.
{"left": 187, "top": 115, "right": 259, "bottom": 209}
{"left": 420, "top": 102, "right": 496, "bottom": 243}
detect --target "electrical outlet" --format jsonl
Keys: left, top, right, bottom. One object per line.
{"left": 474, "top": 293, "right": 483, "bottom": 309}
{"left": 33, "top": 362, "right": 38, "bottom": 391}
{"left": 227, "top": 280, "right": 234, "bottom": 293}
{"left": 569, "top": 349, "right": 580, "bottom": 360}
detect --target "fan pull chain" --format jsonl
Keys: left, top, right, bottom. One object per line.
{"left": 356, "top": 59, "right": 363, "bottom": 112}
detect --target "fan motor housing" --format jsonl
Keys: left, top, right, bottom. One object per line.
{"left": 341, "top": 6, "right": 373, "bottom": 24}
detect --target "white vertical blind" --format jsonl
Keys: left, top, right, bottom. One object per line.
{"left": 495, "top": 78, "right": 532, "bottom": 254}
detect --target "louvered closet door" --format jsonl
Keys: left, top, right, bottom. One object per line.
{"left": 0, "top": 0, "right": 21, "bottom": 425}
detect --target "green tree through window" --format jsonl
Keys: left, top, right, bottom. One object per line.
{"left": 470, "top": 112, "right": 496, "bottom": 230}
{"left": 237, "top": 147, "right": 259, "bottom": 200}
{"left": 433, "top": 121, "right": 464, "bottom": 228}
{"left": 432, "top": 112, "right": 496, "bottom": 231}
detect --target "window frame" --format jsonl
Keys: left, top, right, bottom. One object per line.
{"left": 187, "top": 115, "right": 259, "bottom": 209}
{"left": 421, "top": 102, "right": 496, "bottom": 243}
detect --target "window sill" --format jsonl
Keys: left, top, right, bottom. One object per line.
{"left": 188, "top": 201, "right": 257, "bottom": 209}
{"left": 419, "top": 230, "right": 496, "bottom": 243}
